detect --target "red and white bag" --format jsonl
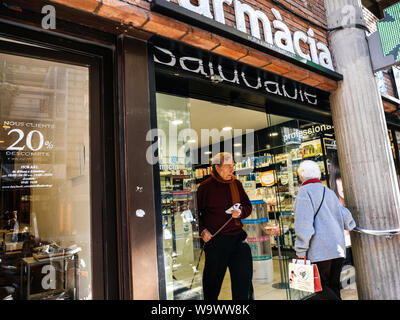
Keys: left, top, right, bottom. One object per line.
{"left": 288, "top": 258, "right": 322, "bottom": 293}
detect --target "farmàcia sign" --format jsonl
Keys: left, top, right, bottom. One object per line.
{"left": 155, "top": 0, "right": 334, "bottom": 71}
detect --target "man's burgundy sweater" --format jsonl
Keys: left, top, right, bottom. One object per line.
{"left": 197, "top": 177, "right": 252, "bottom": 236}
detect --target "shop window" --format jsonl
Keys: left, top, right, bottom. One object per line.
{"left": 0, "top": 53, "right": 91, "bottom": 300}
{"left": 154, "top": 92, "right": 354, "bottom": 300}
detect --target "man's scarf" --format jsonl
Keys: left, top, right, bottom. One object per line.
{"left": 211, "top": 167, "right": 241, "bottom": 226}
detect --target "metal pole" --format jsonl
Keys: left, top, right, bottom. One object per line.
{"left": 324, "top": 0, "right": 400, "bottom": 299}
{"left": 272, "top": 205, "right": 287, "bottom": 289}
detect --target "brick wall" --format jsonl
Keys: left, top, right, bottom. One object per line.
{"left": 275, "top": 0, "right": 327, "bottom": 28}
{"left": 383, "top": 72, "right": 396, "bottom": 97}
{"left": 38, "top": 0, "right": 338, "bottom": 90}
{"left": 363, "top": 5, "right": 378, "bottom": 35}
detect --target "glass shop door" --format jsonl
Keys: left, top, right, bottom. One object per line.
{"left": 0, "top": 35, "right": 111, "bottom": 300}
{"left": 255, "top": 115, "right": 302, "bottom": 300}
{"left": 259, "top": 116, "right": 336, "bottom": 299}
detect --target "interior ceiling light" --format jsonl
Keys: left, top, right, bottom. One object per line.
{"left": 172, "top": 120, "right": 183, "bottom": 125}
{"left": 233, "top": 143, "right": 242, "bottom": 147}
{"left": 204, "top": 151, "right": 212, "bottom": 154}
{"left": 187, "top": 139, "right": 196, "bottom": 143}
{"left": 222, "top": 126, "right": 232, "bottom": 131}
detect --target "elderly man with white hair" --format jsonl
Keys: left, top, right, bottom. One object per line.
{"left": 294, "top": 160, "right": 356, "bottom": 300}
{"left": 197, "top": 152, "right": 253, "bottom": 300}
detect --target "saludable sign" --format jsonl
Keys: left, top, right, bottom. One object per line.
{"left": 154, "top": 45, "right": 319, "bottom": 106}
{"left": 163, "top": 0, "right": 334, "bottom": 71}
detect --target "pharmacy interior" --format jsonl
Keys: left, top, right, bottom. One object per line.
{"left": 151, "top": 36, "right": 354, "bottom": 300}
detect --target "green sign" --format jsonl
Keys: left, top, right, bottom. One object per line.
{"left": 377, "top": 2, "right": 400, "bottom": 63}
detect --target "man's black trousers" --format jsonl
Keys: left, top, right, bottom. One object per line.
{"left": 202, "top": 231, "right": 253, "bottom": 300}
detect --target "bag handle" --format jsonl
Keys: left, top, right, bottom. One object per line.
{"left": 304, "top": 186, "right": 326, "bottom": 258}
{"left": 295, "top": 257, "right": 307, "bottom": 265}
{"left": 313, "top": 186, "right": 326, "bottom": 221}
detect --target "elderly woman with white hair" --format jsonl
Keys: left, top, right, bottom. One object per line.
{"left": 294, "top": 160, "right": 356, "bottom": 300}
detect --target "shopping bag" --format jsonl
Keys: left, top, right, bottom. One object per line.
{"left": 288, "top": 259, "right": 322, "bottom": 293}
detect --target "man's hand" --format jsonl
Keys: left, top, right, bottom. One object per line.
{"left": 201, "top": 229, "right": 213, "bottom": 243}
{"left": 231, "top": 209, "right": 242, "bottom": 219}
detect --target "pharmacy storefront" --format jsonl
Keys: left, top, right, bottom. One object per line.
{"left": 147, "top": 23, "right": 348, "bottom": 299}
{"left": 0, "top": 0, "right": 372, "bottom": 300}
{"left": 140, "top": 0, "right": 365, "bottom": 301}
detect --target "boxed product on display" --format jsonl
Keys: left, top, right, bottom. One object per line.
{"left": 275, "top": 153, "right": 288, "bottom": 162}
{"left": 254, "top": 153, "right": 273, "bottom": 168}
{"left": 263, "top": 223, "right": 281, "bottom": 236}
{"left": 194, "top": 166, "right": 212, "bottom": 179}
{"left": 259, "top": 170, "right": 276, "bottom": 186}
{"left": 289, "top": 148, "right": 302, "bottom": 160}
{"left": 234, "top": 157, "right": 254, "bottom": 171}
{"left": 300, "top": 140, "right": 322, "bottom": 158}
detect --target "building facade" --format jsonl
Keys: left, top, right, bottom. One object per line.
{"left": 0, "top": 0, "right": 398, "bottom": 300}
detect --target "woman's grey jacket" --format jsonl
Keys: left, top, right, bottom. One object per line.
{"left": 294, "top": 182, "right": 356, "bottom": 262}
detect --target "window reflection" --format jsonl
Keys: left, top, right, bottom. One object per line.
{"left": 0, "top": 53, "right": 91, "bottom": 300}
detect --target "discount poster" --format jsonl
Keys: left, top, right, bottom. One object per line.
{"left": 0, "top": 119, "right": 55, "bottom": 190}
